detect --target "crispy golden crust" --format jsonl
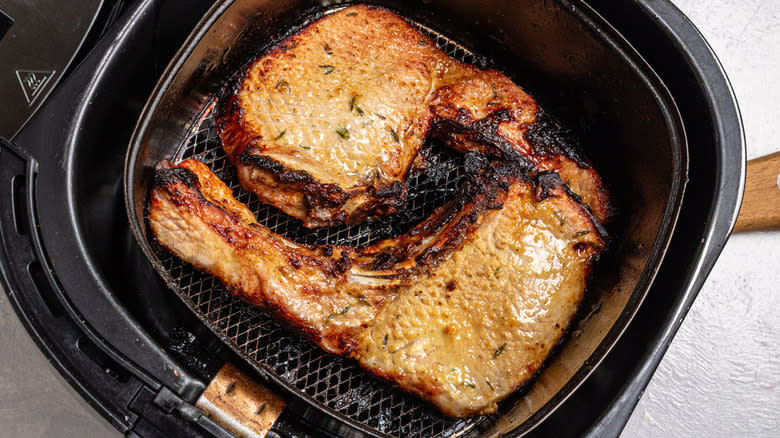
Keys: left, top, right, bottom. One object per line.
{"left": 217, "top": 5, "right": 446, "bottom": 227}
{"left": 217, "top": 4, "right": 611, "bottom": 227}
{"left": 356, "top": 178, "right": 602, "bottom": 416}
{"left": 149, "top": 158, "right": 605, "bottom": 416}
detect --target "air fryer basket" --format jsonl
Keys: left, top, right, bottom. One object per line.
{"left": 126, "top": 0, "right": 687, "bottom": 436}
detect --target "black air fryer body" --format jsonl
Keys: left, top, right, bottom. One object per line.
{"left": 0, "top": 1, "right": 742, "bottom": 437}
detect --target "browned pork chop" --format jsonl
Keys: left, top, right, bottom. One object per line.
{"left": 218, "top": 4, "right": 611, "bottom": 227}
{"left": 149, "top": 158, "right": 605, "bottom": 417}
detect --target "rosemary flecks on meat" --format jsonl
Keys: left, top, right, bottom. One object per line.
{"left": 324, "top": 305, "right": 352, "bottom": 327}
{"left": 274, "top": 129, "right": 286, "bottom": 140}
{"left": 336, "top": 126, "right": 350, "bottom": 139}
{"left": 494, "top": 343, "right": 507, "bottom": 358}
{"left": 275, "top": 79, "right": 290, "bottom": 92}
{"left": 388, "top": 127, "right": 400, "bottom": 143}
{"left": 350, "top": 96, "right": 364, "bottom": 115}
{"left": 554, "top": 210, "right": 566, "bottom": 226}
{"left": 319, "top": 64, "right": 336, "bottom": 75}
{"left": 491, "top": 83, "right": 503, "bottom": 100}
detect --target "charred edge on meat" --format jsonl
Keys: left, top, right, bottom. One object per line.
{"left": 359, "top": 176, "right": 504, "bottom": 274}
{"left": 411, "top": 156, "right": 517, "bottom": 267}
{"left": 239, "top": 148, "right": 348, "bottom": 207}
{"left": 238, "top": 147, "right": 409, "bottom": 217}
{"left": 467, "top": 110, "right": 532, "bottom": 164}
{"left": 524, "top": 110, "right": 589, "bottom": 168}
{"left": 535, "top": 171, "right": 609, "bottom": 247}
{"left": 153, "top": 162, "right": 199, "bottom": 189}
{"left": 430, "top": 107, "right": 534, "bottom": 168}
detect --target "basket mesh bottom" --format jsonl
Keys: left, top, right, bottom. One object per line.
{"left": 155, "top": 19, "right": 495, "bottom": 438}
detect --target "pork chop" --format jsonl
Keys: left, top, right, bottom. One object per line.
{"left": 149, "top": 158, "right": 605, "bottom": 417}
{"left": 217, "top": 4, "right": 611, "bottom": 227}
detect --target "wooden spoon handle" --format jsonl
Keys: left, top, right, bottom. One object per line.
{"left": 733, "top": 151, "right": 780, "bottom": 233}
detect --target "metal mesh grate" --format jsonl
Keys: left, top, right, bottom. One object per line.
{"left": 156, "top": 20, "right": 494, "bottom": 438}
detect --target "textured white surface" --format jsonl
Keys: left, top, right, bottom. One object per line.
{"left": 0, "top": 1, "right": 777, "bottom": 437}
{"left": 623, "top": 238, "right": 780, "bottom": 437}
{"left": 622, "top": 0, "right": 780, "bottom": 437}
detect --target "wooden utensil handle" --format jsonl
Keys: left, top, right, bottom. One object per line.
{"left": 733, "top": 151, "right": 780, "bottom": 233}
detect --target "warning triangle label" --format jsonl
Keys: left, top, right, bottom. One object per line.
{"left": 15, "top": 69, "right": 55, "bottom": 105}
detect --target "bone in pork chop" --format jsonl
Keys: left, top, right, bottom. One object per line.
{"left": 149, "top": 158, "right": 606, "bottom": 417}
{"left": 217, "top": 4, "right": 611, "bottom": 227}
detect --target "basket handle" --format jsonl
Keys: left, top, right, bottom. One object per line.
{"left": 734, "top": 151, "right": 780, "bottom": 232}
{"left": 195, "top": 363, "right": 286, "bottom": 438}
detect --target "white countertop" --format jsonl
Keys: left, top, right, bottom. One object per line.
{"left": 0, "top": 1, "right": 777, "bottom": 436}
{"left": 622, "top": 1, "right": 780, "bottom": 436}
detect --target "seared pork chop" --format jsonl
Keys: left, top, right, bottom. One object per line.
{"left": 149, "top": 158, "right": 605, "bottom": 417}
{"left": 218, "top": 4, "right": 611, "bottom": 227}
